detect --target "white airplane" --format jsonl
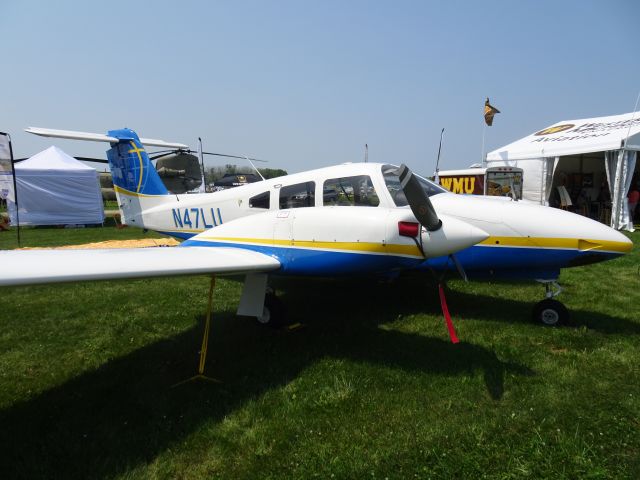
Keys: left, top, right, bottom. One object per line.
{"left": 1, "top": 127, "right": 633, "bottom": 338}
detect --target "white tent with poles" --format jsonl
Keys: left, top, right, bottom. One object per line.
{"left": 486, "top": 111, "right": 640, "bottom": 231}
{"left": 8, "top": 146, "right": 104, "bottom": 226}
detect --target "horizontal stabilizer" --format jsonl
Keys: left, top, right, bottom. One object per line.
{"left": 0, "top": 246, "right": 280, "bottom": 286}
{"left": 25, "top": 127, "right": 189, "bottom": 149}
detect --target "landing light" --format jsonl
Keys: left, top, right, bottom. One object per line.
{"left": 398, "top": 221, "right": 420, "bottom": 237}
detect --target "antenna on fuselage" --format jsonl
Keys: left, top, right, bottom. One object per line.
{"left": 244, "top": 155, "right": 265, "bottom": 181}
{"left": 434, "top": 128, "right": 445, "bottom": 183}
{"left": 364, "top": 143, "right": 368, "bottom": 163}
{"left": 197, "top": 137, "right": 206, "bottom": 193}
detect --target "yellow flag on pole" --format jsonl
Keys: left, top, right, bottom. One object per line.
{"left": 484, "top": 98, "right": 500, "bottom": 126}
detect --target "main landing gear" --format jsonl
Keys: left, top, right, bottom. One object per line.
{"left": 255, "top": 291, "right": 286, "bottom": 328}
{"left": 532, "top": 280, "right": 569, "bottom": 326}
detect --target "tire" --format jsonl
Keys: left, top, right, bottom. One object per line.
{"left": 532, "top": 299, "right": 569, "bottom": 326}
{"left": 255, "top": 293, "right": 285, "bottom": 328}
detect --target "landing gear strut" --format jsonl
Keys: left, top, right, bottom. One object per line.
{"left": 532, "top": 280, "right": 569, "bottom": 326}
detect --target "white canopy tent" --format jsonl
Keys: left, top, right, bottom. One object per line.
{"left": 8, "top": 146, "right": 104, "bottom": 226}
{"left": 486, "top": 111, "right": 640, "bottom": 231}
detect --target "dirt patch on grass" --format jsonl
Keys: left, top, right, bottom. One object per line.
{"left": 19, "top": 238, "right": 181, "bottom": 250}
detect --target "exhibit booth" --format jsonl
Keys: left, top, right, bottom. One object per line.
{"left": 486, "top": 111, "right": 640, "bottom": 231}
{"left": 8, "top": 146, "right": 104, "bottom": 226}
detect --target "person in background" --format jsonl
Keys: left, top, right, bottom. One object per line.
{"left": 597, "top": 179, "right": 611, "bottom": 203}
{"left": 0, "top": 213, "right": 9, "bottom": 231}
{"left": 628, "top": 184, "right": 639, "bottom": 226}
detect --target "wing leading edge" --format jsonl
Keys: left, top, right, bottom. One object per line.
{"left": 0, "top": 247, "right": 280, "bottom": 286}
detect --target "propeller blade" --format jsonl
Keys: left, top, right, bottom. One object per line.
{"left": 201, "top": 151, "right": 268, "bottom": 163}
{"left": 397, "top": 164, "right": 441, "bottom": 231}
{"left": 74, "top": 156, "right": 109, "bottom": 164}
{"left": 147, "top": 150, "right": 268, "bottom": 163}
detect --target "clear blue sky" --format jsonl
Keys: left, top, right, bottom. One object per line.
{"left": 2, "top": 0, "right": 639, "bottom": 174}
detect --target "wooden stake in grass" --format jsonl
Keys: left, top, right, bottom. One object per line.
{"left": 172, "top": 275, "right": 221, "bottom": 386}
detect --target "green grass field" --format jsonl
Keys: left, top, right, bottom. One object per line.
{"left": 0, "top": 227, "right": 638, "bottom": 479}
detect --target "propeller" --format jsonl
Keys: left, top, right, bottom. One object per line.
{"left": 68, "top": 150, "right": 268, "bottom": 164}
{"left": 74, "top": 156, "right": 108, "bottom": 164}
{"left": 393, "top": 164, "right": 461, "bottom": 344}
{"left": 148, "top": 150, "right": 268, "bottom": 163}
{"left": 396, "top": 164, "right": 442, "bottom": 232}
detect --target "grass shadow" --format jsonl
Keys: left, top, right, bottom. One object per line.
{"left": 444, "top": 286, "right": 640, "bottom": 335}
{"left": 302, "top": 275, "right": 640, "bottom": 335}
{"left": 0, "top": 279, "right": 536, "bottom": 479}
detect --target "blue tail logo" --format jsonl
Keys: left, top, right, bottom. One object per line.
{"left": 106, "top": 128, "right": 168, "bottom": 196}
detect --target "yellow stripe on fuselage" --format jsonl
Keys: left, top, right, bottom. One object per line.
{"left": 195, "top": 235, "right": 630, "bottom": 256}
{"left": 478, "top": 236, "right": 632, "bottom": 254}
{"left": 197, "top": 236, "right": 423, "bottom": 257}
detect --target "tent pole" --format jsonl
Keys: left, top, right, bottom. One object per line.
{"left": 434, "top": 128, "right": 444, "bottom": 182}
{"left": 6, "top": 134, "right": 20, "bottom": 246}
{"left": 623, "top": 90, "right": 640, "bottom": 145}
{"left": 481, "top": 123, "right": 487, "bottom": 167}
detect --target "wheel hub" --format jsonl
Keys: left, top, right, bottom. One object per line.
{"left": 256, "top": 306, "right": 271, "bottom": 324}
{"left": 541, "top": 308, "right": 559, "bottom": 325}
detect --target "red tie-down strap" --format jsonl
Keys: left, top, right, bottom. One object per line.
{"left": 438, "top": 283, "right": 459, "bottom": 344}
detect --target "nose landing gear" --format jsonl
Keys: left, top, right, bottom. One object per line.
{"left": 532, "top": 280, "right": 569, "bottom": 326}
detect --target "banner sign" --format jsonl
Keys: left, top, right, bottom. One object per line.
{"left": 530, "top": 117, "right": 640, "bottom": 145}
{"left": 0, "top": 132, "right": 15, "bottom": 203}
{"left": 487, "top": 111, "right": 640, "bottom": 161}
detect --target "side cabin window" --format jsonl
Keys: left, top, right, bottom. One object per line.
{"left": 323, "top": 175, "right": 379, "bottom": 207}
{"left": 249, "top": 191, "right": 270, "bottom": 209}
{"left": 279, "top": 181, "right": 315, "bottom": 208}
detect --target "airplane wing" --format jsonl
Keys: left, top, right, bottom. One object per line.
{"left": 0, "top": 247, "right": 280, "bottom": 286}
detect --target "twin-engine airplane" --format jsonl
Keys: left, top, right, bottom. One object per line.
{"left": 1, "top": 127, "right": 633, "bottom": 337}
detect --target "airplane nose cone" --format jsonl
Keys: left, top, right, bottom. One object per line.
{"left": 606, "top": 228, "right": 633, "bottom": 252}
{"left": 578, "top": 213, "right": 633, "bottom": 251}
{"left": 421, "top": 214, "right": 489, "bottom": 257}
{"left": 568, "top": 220, "right": 633, "bottom": 264}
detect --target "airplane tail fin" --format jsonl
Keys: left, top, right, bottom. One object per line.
{"left": 106, "top": 128, "right": 168, "bottom": 196}
{"left": 25, "top": 126, "right": 187, "bottom": 197}
{"left": 25, "top": 126, "right": 189, "bottom": 227}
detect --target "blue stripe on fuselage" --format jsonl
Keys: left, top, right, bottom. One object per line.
{"left": 158, "top": 231, "right": 198, "bottom": 240}
{"left": 419, "top": 244, "right": 621, "bottom": 280}
{"left": 163, "top": 235, "right": 622, "bottom": 281}
{"left": 180, "top": 239, "right": 422, "bottom": 276}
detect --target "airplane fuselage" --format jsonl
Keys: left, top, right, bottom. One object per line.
{"left": 115, "top": 162, "right": 631, "bottom": 281}
{"left": 17, "top": 127, "right": 633, "bottom": 326}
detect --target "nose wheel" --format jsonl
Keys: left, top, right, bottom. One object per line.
{"left": 532, "top": 280, "right": 569, "bottom": 326}
{"left": 532, "top": 298, "right": 569, "bottom": 326}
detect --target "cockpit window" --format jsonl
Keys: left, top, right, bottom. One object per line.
{"left": 382, "top": 164, "right": 446, "bottom": 206}
{"left": 249, "top": 191, "right": 270, "bottom": 209}
{"left": 323, "top": 175, "right": 379, "bottom": 206}
{"left": 279, "top": 181, "right": 315, "bottom": 208}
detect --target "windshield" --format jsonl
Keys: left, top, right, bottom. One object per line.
{"left": 382, "top": 164, "right": 446, "bottom": 206}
